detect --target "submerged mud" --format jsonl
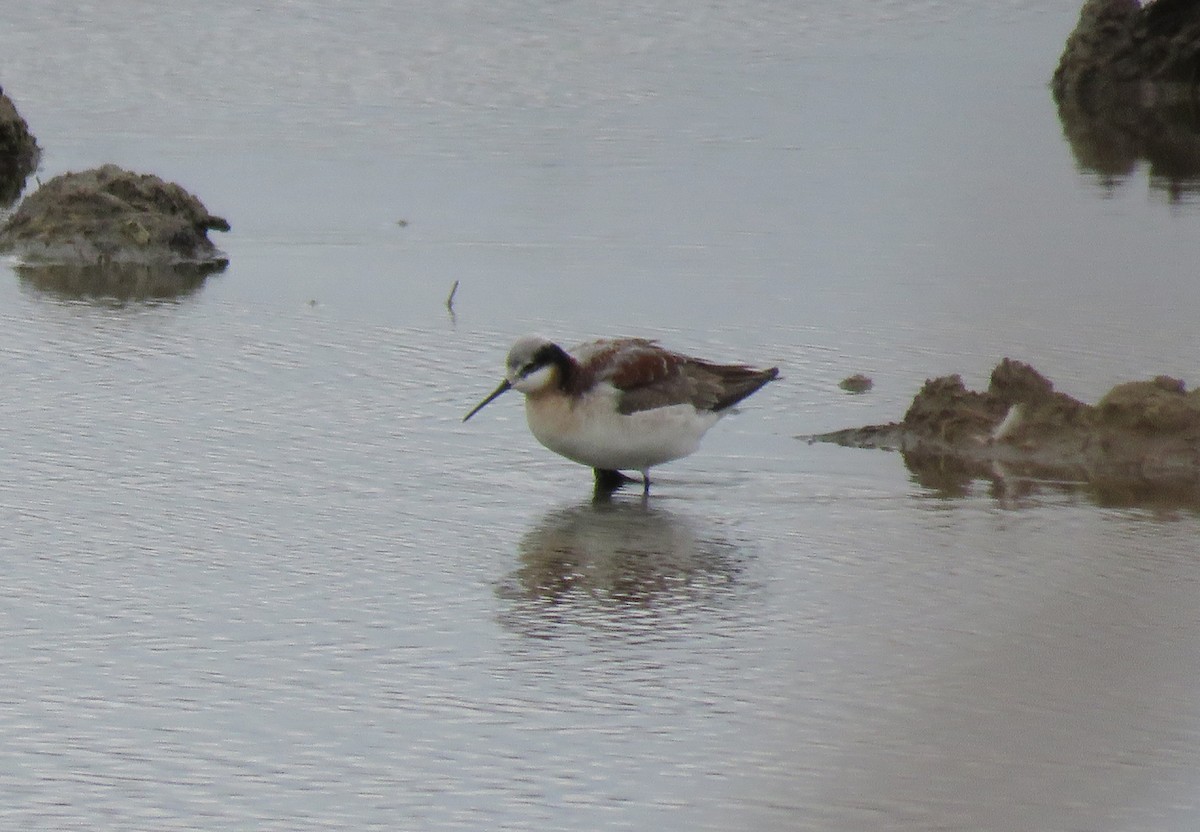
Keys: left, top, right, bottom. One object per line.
{"left": 813, "top": 359, "right": 1200, "bottom": 501}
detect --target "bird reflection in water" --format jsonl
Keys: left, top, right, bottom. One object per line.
{"left": 496, "top": 498, "right": 743, "bottom": 635}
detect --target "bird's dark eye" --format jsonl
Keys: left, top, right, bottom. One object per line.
{"left": 509, "top": 360, "right": 535, "bottom": 378}
{"left": 515, "top": 353, "right": 554, "bottom": 379}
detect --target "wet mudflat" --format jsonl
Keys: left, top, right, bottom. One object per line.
{"left": 3, "top": 2, "right": 1200, "bottom": 830}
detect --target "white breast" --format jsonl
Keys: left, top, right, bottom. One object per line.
{"left": 524, "top": 385, "right": 721, "bottom": 472}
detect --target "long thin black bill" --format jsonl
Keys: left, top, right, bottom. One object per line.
{"left": 463, "top": 379, "right": 512, "bottom": 421}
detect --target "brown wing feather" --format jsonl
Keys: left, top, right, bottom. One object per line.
{"left": 575, "top": 340, "right": 777, "bottom": 415}
{"left": 611, "top": 350, "right": 698, "bottom": 414}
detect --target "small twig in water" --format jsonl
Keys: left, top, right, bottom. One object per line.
{"left": 446, "top": 280, "right": 460, "bottom": 311}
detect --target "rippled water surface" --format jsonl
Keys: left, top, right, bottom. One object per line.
{"left": 3, "top": 2, "right": 1200, "bottom": 830}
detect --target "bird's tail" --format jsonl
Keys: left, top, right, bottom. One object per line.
{"left": 712, "top": 366, "right": 780, "bottom": 412}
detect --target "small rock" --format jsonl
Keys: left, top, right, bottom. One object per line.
{"left": 839, "top": 374, "right": 873, "bottom": 393}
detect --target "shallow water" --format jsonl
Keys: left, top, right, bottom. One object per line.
{"left": 3, "top": 1, "right": 1200, "bottom": 829}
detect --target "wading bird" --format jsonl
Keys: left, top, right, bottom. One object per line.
{"left": 464, "top": 335, "right": 778, "bottom": 495}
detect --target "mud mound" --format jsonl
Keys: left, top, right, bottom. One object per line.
{"left": 1052, "top": 2, "right": 1200, "bottom": 201}
{"left": 812, "top": 360, "right": 1200, "bottom": 495}
{"left": 0, "top": 86, "right": 40, "bottom": 207}
{"left": 1053, "top": 0, "right": 1200, "bottom": 100}
{"left": 0, "top": 164, "right": 229, "bottom": 265}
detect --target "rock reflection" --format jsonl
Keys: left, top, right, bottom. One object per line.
{"left": 903, "top": 449, "right": 1200, "bottom": 513}
{"left": 15, "top": 260, "right": 226, "bottom": 303}
{"left": 497, "top": 499, "right": 742, "bottom": 635}
{"left": 1055, "top": 91, "right": 1200, "bottom": 202}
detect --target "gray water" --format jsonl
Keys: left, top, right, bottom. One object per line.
{"left": 3, "top": 2, "right": 1200, "bottom": 830}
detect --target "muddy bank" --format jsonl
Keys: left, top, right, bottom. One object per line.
{"left": 0, "top": 86, "right": 40, "bottom": 207}
{"left": 812, "top": 359, "right": 1200, "bottom": 500}
{"left": 1053, "top": 1, "right": 1200, "bottom": 199}
{"left": 0, "top": 164, "right": 228, "bottom": 266}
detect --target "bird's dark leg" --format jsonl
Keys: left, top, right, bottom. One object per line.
{"left": 593, "top": 468, "right": 634, "bottom": 496}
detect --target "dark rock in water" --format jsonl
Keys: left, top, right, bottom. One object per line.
{"left": 1053, "top": 0, "right": 1200, "bottom": 201}
{"left": 0, "top": 86, "right": 40, "bottom": 207}
{"left": 810, "top": 359, "right": 1200, "bottom": 503}
{"left": 0, "top": 164, "right": 229, "bottom": 265}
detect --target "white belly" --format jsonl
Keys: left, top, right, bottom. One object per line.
{"left": 525, "top": 390, "right": 721, "bottom": 472}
